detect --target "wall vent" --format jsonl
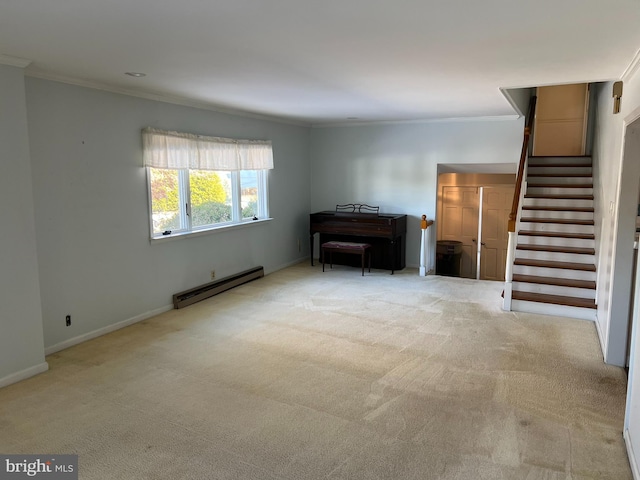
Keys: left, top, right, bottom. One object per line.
{"left": 173, "top": 266, "right": 264, "bottom": 309}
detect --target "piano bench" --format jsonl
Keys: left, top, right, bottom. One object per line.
{"left": 321, "top": 241, "right": 371, "bottom": 276}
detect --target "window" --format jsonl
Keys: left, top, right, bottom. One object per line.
{"left": 143, "top": 128, "right": 273, "bottom": 239}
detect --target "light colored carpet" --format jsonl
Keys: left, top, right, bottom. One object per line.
{"left": 0, "top": 262, "right": 631, "bottom": 479}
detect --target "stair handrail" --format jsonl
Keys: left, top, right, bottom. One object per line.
{"left": 504, "top": 95, "right": 536, "bottom": 312}
{"left": 508, "top": 96, "right": 537, "bottom": 233}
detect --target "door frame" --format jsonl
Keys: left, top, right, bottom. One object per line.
{"left": 604, "top": 108, "right": 640, "bottom": 367}
{"left": 437, "top": 182, "right": 515, "bottom": 281}
{"left": 624, "top": 109, "right": 640, "bottom": 480}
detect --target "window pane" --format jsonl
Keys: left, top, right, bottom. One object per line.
{"left": 189, "top": 170, "right": 232, "bottom": 227}
{"left": 241, "top": 170, "right": 259, "bottom": 219}
{"left": 149, "top": 167, "right": 182, "bottom": 235}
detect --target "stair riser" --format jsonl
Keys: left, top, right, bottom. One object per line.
{"left": 523, "top": 198, "right": 593, "bottom": 208}
{"left": 527, "top": 167, "right": 592, "bottom": 176}
{"left": 517, "top": 235, "right": 595, "bottom": 248}
{"left": 510, "top": 299, "right": 596, "bottom": 321}
{"left": 515, "top": 250, "right": 595, "bottom": 264}
{"left": 512, "top": 282, "right": 596, "bottom": 299}
{"left": 513, "top": 265, "right": 596, "bottom": 281}
{"left": 519, "top": 222, "right": 594, "bottom": 234}
{"left": 526, "top": 176, "right": 593, "bottom": 185}
{"left": 528, "top": 156, "right": 592, "bottom": 165}
{"left": 527, "top": 187, "right": 593, "bottom": 196}
{"left": 520, "top": 210, "right": 593, "bottom": 221}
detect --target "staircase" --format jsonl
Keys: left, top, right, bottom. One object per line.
{"left": 509, "top": 156, "right": 596, "bottom": 320}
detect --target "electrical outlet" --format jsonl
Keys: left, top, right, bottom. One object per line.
{"left": 65, "top": 315, "right": 71, "bottom": 326}
{"left": 210, "top": 270, "right": 216, "bottom": 280}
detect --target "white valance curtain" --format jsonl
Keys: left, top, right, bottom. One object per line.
{"left": 142, "top": 127, "right": 274, "bottom": 171}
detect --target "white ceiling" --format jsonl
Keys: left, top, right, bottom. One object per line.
{"left": 2, "top": 0, "right": 640, "bottom": 125}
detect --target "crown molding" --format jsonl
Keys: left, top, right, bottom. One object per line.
{"left": 622, "top": 48, "right": 640, "bottom": 83}
{"left": 23, "top": 69, "right": 523, "bottom": 129}
{"left": 0, "top": 54, "right": 32, "bottom": 68}
{"left": 24, "top": 70, "right": 310, "bottom": 128}
{"left": 312, "top": 114, "right": 520, "bottom": 128}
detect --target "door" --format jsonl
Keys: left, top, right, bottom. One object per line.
{"left": 480, "top": 186, "right": 515, "bottom": 281}
{"left": 533, "top": 83, "right": 589, "bottom": 156}
{"left": 441, "top": 186, "right": 479, "bottom": 278}
{"left": 626, "top": 243, "right": 640, "bottom": 473}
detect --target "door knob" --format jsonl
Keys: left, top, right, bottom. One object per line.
{"left": 472, "top": 238, "right": 477, "bottom": 243}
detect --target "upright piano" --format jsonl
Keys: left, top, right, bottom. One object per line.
{"left": 310, "top": 211, "right": 407, "bottom": 273}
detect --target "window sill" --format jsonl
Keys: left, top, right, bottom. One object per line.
{"left": 150, "top": 217, "right": 274, "bottom": 244}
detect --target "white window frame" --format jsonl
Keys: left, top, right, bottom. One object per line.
{"left": 146, "top": 167, "right": 270, "bottom": 240}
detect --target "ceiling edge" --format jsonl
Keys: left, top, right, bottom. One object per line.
{"left": 0, "top": 54, "right": 32, "bottom": 68}
{"left": 312, "top": 115, "right": 520, "bottom": 129}
{"left": 622, "top": 48, "right": 640, "bottom": 83}
{"left": 499, "top": 88, "right": 525, "bottom": 117}
{"left": 24, "top": 70, "right": 311, "bottom": 128}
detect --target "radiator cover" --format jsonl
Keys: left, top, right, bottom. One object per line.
{"left": 172, "top": 266, "right": 264, "bottom": 309}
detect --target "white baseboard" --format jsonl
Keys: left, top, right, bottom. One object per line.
{"left": 44, "top": 304, "right": 173, "bottom": 356}
{"left": 266, "top": 256, "right": 308, "bottom": 274}
{"left": 594, "top": 314, "right": 610, "bottom": 364}
{"left": 42, "top": 258, "right": 306, "bottom": 357}
{"left": 0, "top": 362, "right": 49, "bottom": 389}
{"left": 625, "top": 429, "right": 640, "bottom": 480}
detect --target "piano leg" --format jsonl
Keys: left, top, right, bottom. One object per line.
{"left": 310, "top": 234, "right": 315, "bottom": 266}
{"left": 390, "top": 240, "right": 395, "bottom": 274}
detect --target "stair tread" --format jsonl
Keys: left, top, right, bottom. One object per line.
{"left": 512, "top": 291, "right": 596, "bottom": 309}
{"left": 522, "top": 206, "right": 594, "bottom": 212}
{"left": 514, "top": 258, "right": 596, "bottom": 271}
{"left": 527, "top": 183, "right": 593, "bottom": 188}
{"left": 512, "top": 274, "right": 596, "bottom": 289}
{"left": 516, "top": 244, "right": 595, "bottom": 255}
{"left": 520, "top": 217, "right": 594, "bottom": 225}
{"left": 528, "top": 163, "right": 592, "bottom": 168}
{"left": 527, "top": 173, "right": 593, "bottom": 178}
{"left": 525, "top": 194, "right": 594, "bottom": 200}
{"left": 518, "top": 230, "right": 595, "bottom": 239}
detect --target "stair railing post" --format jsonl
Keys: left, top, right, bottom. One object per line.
{"left": 503, "top": 231, "right": 517, "bottom": 311}
{"left": 419, "top": 215, "right": 433, "bottom": 276}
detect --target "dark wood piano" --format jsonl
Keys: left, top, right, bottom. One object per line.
{"left": 310, "top": 210, "right": 407, "bottom": 273}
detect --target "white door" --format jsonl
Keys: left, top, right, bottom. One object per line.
{"left": 441, "top": 186, "right": 479, "bottom": 279}
{"left": 625, "top": 248, "right": 640, "bottom": 478}
{"left": 480, "top": 186, "right": 515, "bottom": 281}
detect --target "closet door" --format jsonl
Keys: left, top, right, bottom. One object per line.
{"left": 441, "top": 186, "right": 479, "bottom": 279}
{"left": 480, "top": 186, "right": 515, "bottom": 281}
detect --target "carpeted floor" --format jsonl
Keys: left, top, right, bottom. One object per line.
{"left": 0, "top": 262, "right": 632, "bottom": 479}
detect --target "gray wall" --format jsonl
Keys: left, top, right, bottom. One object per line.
{"left": 592, "top": 73, "right": 640, "bottom": 366}
{"left": 25, "top": 78, "right": 311, "bottom": 351}
{"left": 309, "top": 119, "right": 523, "bottom": 267}
{"left": 0, "top": 66, "right": 47, "bottom": 383}
{"left": 0, "top": 73, "right": 530, "bottom": 385}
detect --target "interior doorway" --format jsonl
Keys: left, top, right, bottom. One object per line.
{"left": 607, "top": 113, "right": 640, "bottom": 366}
{"left": 621, "top": 111, "right": 640, "bottom": 480}
{"left": 437, "top": 171, "right": 515, "bottom": 281}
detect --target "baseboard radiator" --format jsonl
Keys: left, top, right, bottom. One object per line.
{"left": 172, "top": 266, "right": 264, "bottom": 309}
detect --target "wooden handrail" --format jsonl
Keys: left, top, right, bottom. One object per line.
{"left": 508, "top": 96, "right": 537, "bottom": 232}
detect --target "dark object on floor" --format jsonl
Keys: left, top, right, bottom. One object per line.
{"left": 322, "top": 241, "right": 371, "bottom": 276}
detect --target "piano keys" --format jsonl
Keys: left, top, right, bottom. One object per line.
{"left": 310, "top": 211, "right": 407, "bottom": 273}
